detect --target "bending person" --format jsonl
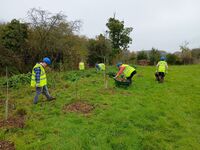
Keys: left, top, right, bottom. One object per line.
{"left": 114, "top": 63, "right": 136, "bottom": 84}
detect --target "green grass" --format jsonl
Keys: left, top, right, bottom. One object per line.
{"left": 0, "top": 65, "right": 200, "bottom": 150}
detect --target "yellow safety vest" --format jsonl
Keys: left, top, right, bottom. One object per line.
{"left": 122, "top": 64, "right": 135, "bottom": 77}
{"left": 79, "top": 62, "right": 85, "bottom": 70}
{"left": 31, "top": 63, "right": 47, "bottom": 87}
{"left": 158, "top": 61, "right": 167, "bottom": 72}
{"left": 98, "top": 63, "right": 105, "bottom": 71}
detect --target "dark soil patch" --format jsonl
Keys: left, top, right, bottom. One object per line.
{"left": 137, "top": 74, "right": 144, "bottom": 77}
{"left": 119, "top": 91, "right": 132, "bottom": 95}
{"left": 63, "top": 101, "right": 94, "bottom": 114}
{"left": 0, "top": 99, "right": 4, "bottom": 105}
{"left": 0, "top": 140, "right": 15, "bottom": 150}
{"left": 64, "top": 84, "right": 70, "bottom": 89}
{"left": 15, "top": 108, "right": 27, "bottom": 117}
{"left": 0, "top": 116, "right": 25, "bottom": 128}
{"left": 99, "top": 87, "right": 116, "bottom": 95}
{"left": 0, "top": 100, "right": 16, "bottom": 110}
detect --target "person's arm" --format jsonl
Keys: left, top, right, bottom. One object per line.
{"left": 34, "top": 67, "right": 41, "bottom": 87}
{"left": 115, "top": 66, "right": 125, "bottom": 78}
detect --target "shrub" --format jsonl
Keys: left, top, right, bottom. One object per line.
{"left": 2, "top": 72, "right": 31, "bottom": 88}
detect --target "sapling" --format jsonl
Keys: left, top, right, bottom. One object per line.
{"left": 5, "top": 67, "right": 9, "bottom": 120}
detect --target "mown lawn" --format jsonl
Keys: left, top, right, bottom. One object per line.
{"left": 0, "top": 65, "right": 200, "bottom": 150}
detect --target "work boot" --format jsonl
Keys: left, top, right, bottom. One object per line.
{"left": 48, "top": 97, "right": 56, "bottom": 101}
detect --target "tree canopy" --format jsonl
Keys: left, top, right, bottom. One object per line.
{"left": 106, "top": 17, "right": 133, "bottom": 56}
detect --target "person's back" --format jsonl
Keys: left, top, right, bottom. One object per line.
{"left": 157, "top": 61, "right": 168, "bottom": 73}
{"left": 96, "top": 63, "right": 105, "bottom": 71}
{"left": 79, "top": 62, "right": 85, "bottom": 70}
{"left": 121, "top": 64, "right": 136, "bottom": 78}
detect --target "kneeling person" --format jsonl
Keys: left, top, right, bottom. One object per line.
{"left": 155, "top": 56, "right": 168, "bottom": 83}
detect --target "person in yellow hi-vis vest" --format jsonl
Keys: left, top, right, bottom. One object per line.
{"left": 155, "top": 56, "right": 168, "bottom": 83}
{"left": 31, "top": 57, "right": 55, "bottom": 104}
{"left": 79, "top": 62, "right": 85, "bottom": 70}
{"left": 114, "top": 63, "right": 136, "bottom": 84}
{"left": 95, "top": 63, "right": 105, "bottom": 71}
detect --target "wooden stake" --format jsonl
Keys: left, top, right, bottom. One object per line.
{"left": 104, "top": 56, "right": 108, "bottom": 89}
{"left": 5, "top": 67, "right": 8, "bottom": 120}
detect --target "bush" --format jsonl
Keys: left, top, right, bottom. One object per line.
{"left": 63, "top": 70, "right": 93, "bottom": 82}
{"left": 2, "top": 72, "right": 31, "bottom": 88}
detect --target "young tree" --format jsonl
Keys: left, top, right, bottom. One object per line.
{"left": 128, "top": 51, "right": 137, "bottom": 64}
{"left": 87, "top": 34, "right": 112, "bottom": 66}
{"left": 149, "top": 47, "right": 161, "bottom": 65}
{"left": 180, "top": 41, "right": 192, "bottom": 64}
{"left": 166, "top": 53, "right": 179, "bottom": 65}
{"left": 137, "top": 51, "right": 148, "bottom": 61}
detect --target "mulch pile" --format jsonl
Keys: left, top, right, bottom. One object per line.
{"left": 0, "top": 99, "right": 4, "bottom": 105}
{"left": 0, "top": 140, "right": 15, "bottom": 150}
{"left": 0, "top": 99, "right": 15, "bottom": 110}
{"left": 63, "top": 101, "right": 94, "bottom": 114}
{"left": 0, "top": 116, "right": 25, "bottom": 128}
{"left": 0, "top": 109, "right": 26, "bottom": 128}
{"left": 115, "top": 78, "right": 127, "bottom": 82}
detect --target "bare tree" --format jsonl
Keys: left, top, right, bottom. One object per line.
{"left": 27, "top": 8, "right": 67, "bottom": 50}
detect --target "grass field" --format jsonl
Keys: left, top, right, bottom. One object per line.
{"left": 0, "top": 65, "right": 200, "bottom": 150}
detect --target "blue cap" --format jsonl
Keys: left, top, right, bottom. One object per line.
{"left": 43, "top": 57, "right": 51, "bottom": 65}
{"left": 116, "top": 62, "right": 122, "bottom": 67}
{"left": 160, "top": 56, "right": 165, "bottom": 61}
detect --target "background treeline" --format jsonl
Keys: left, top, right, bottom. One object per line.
{"left": 135, "top": 44, "right": 200, "bottom": 66}
{"left": 0, "top": 8, "right": 199, "bottom": 75}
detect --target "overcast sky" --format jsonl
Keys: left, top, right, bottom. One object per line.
{"left": 1, "top": 0, "right": 200, "bottom": 52}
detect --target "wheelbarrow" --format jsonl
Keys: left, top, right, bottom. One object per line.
{"left": 114, "top": 77, "right": 131, "bottom": 87}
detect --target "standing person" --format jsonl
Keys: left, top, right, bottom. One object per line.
{"left": 31, "top": 57, "right": 55, "bottom": 104}
{"left": 114, "top": 63, "right": 136, "bottom": 84}
{"left": 155, "top": 56, "right": 168, "bottom": 83}
{"left": 95, "top": 63, "right": 105, "bottom": 71}
{"left": 79, "top": 61, "right": 85, "bottom": 70}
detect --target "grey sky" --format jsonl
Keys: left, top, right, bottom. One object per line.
{"left": 1, "top": 0, "right": 200, "bottom": 52}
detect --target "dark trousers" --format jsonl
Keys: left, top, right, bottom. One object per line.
{"left": 155, "top": 72, "right": 165, "bottom": 82}
{"left": 127, "top": 70, "right": 137, "bottom": 83}
{"left": 33, "top": 85, "right": 51, "bottom": 104}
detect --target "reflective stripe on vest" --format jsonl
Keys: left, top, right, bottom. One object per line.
{"left": 79, "top": 62, "right": 85, "bottom": 70}
{"left": 31, "top": 63, "right": 47, "bottom": 87}
{"left": 122, "top": 64, "right": 135, "bottom": 77}
{"left": 158, "top": 61, "right": 166, "bottom": 72}
{"left": 98, "top": 63, "right": 105, "bottom": 71}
